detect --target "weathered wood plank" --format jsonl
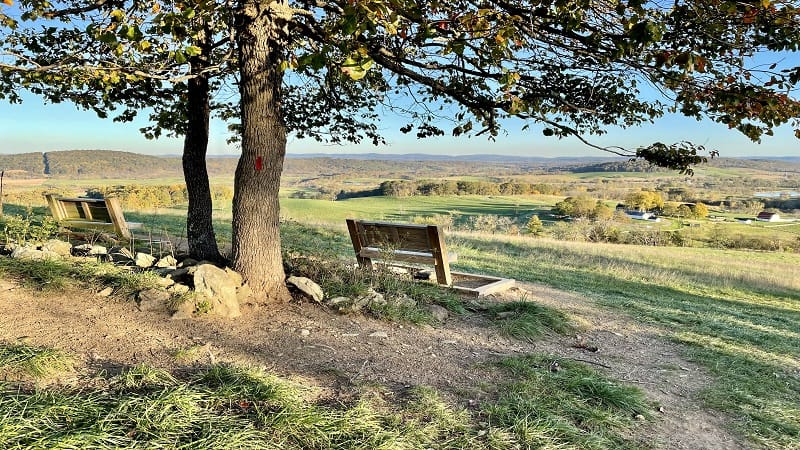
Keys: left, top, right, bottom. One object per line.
{"left": 44, "top": 195, "right": 137, "bottom": 240}
{"left": 347, "top": 219, "right": 456, "bottom": 286}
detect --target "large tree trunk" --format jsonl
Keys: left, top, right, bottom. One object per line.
{"left": 232, "top": 0, "right": 291, "bottom": 302}
{"left": 183, "top": 24, "right": 222, "bottom": 262}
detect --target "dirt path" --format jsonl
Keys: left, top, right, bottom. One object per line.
{"left": 0, "top": 277, "right": 746, "bottom": 449}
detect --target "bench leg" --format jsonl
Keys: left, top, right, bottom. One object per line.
{"left": 104, "top": 197, "right": 132, "bottom": 240}
{"left": 427, "top": 225, "right": 452, "bottom": 285}
{"left": 346, "top": 219, "right": 373, "bottom": 269}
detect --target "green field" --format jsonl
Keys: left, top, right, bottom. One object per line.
{"left": 281, "top": 194, "right": 559, "bottom": 225}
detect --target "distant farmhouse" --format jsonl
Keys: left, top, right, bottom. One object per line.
{"left": 756, "top": 211, "right": 780, "bottom": 222}
{"left": 625, "top": 210, "right": 654, "bottom": 220}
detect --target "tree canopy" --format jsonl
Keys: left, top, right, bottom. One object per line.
{"left": 3, "top": 0, "right": 799, "bottom": 167}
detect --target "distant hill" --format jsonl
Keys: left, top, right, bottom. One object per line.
{"left": 0, "top": 152, "right": 45, "bottom": 178}
{"left": 45, "top": 150, "right": 183, "bottom": 178}
{"left": 285, "top": 152, "right": 623, "bottom": 165}
{"left": 1, "top": 150, "right": 798, "bottom": 179}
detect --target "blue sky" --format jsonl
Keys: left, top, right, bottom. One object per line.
{"left": 1, "top": 92, "right": 797, "bottom": 158}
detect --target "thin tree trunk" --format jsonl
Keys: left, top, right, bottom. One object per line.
{"left": 232, "top": 0, "right": 291, "bottom": 302}
{"left": 183, "top": 24, "right": 222, "bottom": 262}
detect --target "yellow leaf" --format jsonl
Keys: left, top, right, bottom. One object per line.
{"left": 2, "top": 0, "right": 13, "bottom": 6}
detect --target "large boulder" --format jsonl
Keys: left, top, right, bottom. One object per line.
{"left": 134, "top": 252, "right": 156, "bottom": 268}
{"left": 11, "top": 246, "right": 58, "bottom": 261}
{"left": 41, "top": 239, "right": 72, "bottom": 257}
{"left": 155, "top": 255, "right": 178, "bottom": 268}
{"left": 193, "top": 264, "right": 241, "bottom": 318}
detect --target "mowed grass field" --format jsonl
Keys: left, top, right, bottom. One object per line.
{"left": 280, "top": 194, "right": 560, "bottom": 225}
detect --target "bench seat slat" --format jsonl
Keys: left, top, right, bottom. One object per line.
{"left": 358, "top": 248, "right": 458, "bottom": 264}
{"left": 61, "top": 219, "right": 142, "bottom": 229}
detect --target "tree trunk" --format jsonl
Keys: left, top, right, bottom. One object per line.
{"left": 183, "top": 24, "right": 223, "bottom": 262}
{"left": 232, "top": 0, "right": 291, "bottom": 302}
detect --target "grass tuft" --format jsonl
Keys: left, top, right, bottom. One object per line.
{"left": 490, "top": 301, "right": 573, "bottom": 340}
{"left": 0, "top": 343, "right": 74, "bottom": 381}
{"left": 487, "top": 354, "right": 652, "bottom": 449}
{"left": 0, "top": 257, "right": 161, "bottom": 296}
{"left": 286, "top": 254, "right": 463, "bottom": 324}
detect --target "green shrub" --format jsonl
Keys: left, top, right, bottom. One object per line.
{"left": 1, "top": 208, "right": 60, "bottom": 246}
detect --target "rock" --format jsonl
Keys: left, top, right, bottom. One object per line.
{"left": 89, "top": 245, "right": 108, "bottom": 256}
{"left": 427, "top": 304, "right": 450, "bottom": 322}
{"left": 168, "top": 283, "right": 191, "bottom": 295}
{"left": 41, "top": 239, "right": 72, "bottom": 257}
{"left": 326, "top": 296, "right": 354, "bottom": 314}
{"left": 137, "top": 288, "right": 171, "bottom": 312}
{"left": 117, "top": 247, "right": 135, "bottom": 260}
{"left": 156, "top": 277, "right": 175, "bottom": 288}
{"left": 393, "top": 294, "right": 416, "bottom": 308}
{"left": 368, "top": 331, "right": 388, "bottom": 338}
{"left": 155, "top": 255, "right": 178, "bottom": 268}
{"left": 236, "top": 283, "right": 252, "bottom": 302}
{"left": 178, "top": 258, "right": 198, "bottom": 268}
{"left": 496, "top": 311, "right": 515, "bottom": 319}
{"left": 11, "top": 246, "right": 58, "bottom": 261}
{"left": 134, "top": 252, "right": 156, "bottom": 268}
{"left": 225, "top": 268, "right": 243, "bottom": 287}
{"left": 298, "top": 328, "right": 311, "bottom": 336}
{"left": 193, "top": 264, "right": 241, "bottom": 318}
{"left": 327, "top": 296, "right": 351, "bottom": 306}
{"left": 286, "top": 276, "right": 323, "bottom": 303}
{"left": 96, "top": 287, "right": 114, "bottom": 297}
{"left": 354, "top": 289, "right": 384, "bottom": 310}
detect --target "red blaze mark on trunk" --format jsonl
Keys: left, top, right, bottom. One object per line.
{"left": 255, "top": 156, "right": 263, "bottom": 171}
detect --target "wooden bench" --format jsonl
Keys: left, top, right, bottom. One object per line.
{"left": 346, "top": 219, "right": 456, "bottom": 285}
{"left": 45, "top": 194, "right": 141, "bottom": 239}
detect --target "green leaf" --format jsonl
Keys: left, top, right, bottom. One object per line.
{"left": 185, "top": 45, "right": 202, "bottom": 57}
{"left": 109, "top": 9, "right": 125, "bottom": 22}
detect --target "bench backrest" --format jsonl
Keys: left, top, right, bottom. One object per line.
{"left": 346, "top": 219, "right": 452, "bottom": 285}
{"left": 350, "top": 220, "right": 435, "bottom": 251}
{"left": 45, "top": 194, "right": 132, "bottom": 239}
{"left": 50, "top": 197, "right": 113, "bottom": 222}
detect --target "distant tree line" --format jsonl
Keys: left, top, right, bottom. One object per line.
{"left": 86, "top": 184, "right": 233, "bottom": 209}
{"left": 379, "top": 180, "right": 560, "bottom": 197}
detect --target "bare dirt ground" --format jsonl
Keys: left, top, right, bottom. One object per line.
{"left": 0, "top": 277, "right": 747, "bottom": 449}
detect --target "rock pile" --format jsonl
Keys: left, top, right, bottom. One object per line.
{"left": 1, "top": 239, "right": 449, "bottom": 323}
{"left": 2, "top": 240, "right": 247, "bottom": 320}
